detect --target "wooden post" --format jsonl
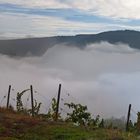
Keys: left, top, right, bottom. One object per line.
{"left": 30, "top": 85, "right": 34, "bottom": 117}
{"left": 55, "top": 84, "right": 61, "bottom": 121}
{"left": 7, "top": 85, "right": 11, "bottom": 109}
{"left": 126, "top": 104, "right": 131, "bottom": 131}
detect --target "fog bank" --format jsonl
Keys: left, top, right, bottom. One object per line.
{"left": 0, "top": 42, "right": 140, "bottom": 119}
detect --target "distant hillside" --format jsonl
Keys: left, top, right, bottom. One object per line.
{"left": 0, "top": 30, "right": 140, "bottom": 57}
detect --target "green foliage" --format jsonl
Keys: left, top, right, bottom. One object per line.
{"left": 16, "top": 89, "right": 30, "bottom": 112}
{"left": 0, "top": 106, "right": 138, "bottom": 140}
{"left": 64, "top": 102, "right": 105, "bottom": 129}
{"left": 128, "top": 120, "right": 135, "bottom": 132}
{"left": 88, "top": 115, "right": 105, "bottom": 129}
{"left": 99, "top": 119, "right": 105, "bottom": 128}
{"left": 28, "top": 100, "right": 42, "bottom": 116}
{"left": 136, "top": 112, "right": 140, "bottom": 133}
{"left": 16, "top": 89, "right": 41, "bottom": 116}
{"left": 34, "top": 100, "right": 42, "bottom": 115}
{"left": 90, "top": 115, "right": 100, "bottom": 127}
{"left": 46, "top": 98, "right": 61, "bottom": 121}
{"left": 64, "top": 102, "right": 91, "bottom": 126}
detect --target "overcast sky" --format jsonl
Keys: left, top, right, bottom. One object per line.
{"left": 0, "top": 0, "right": 140, "bottom": 38}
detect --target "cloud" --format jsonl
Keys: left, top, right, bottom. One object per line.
{"left": 0, "top": 0, "right": 69, "bottom": 9}
{"left": 0, "top": 12, "right": 120, "bottom": 39}
{"left": 71, "top": 0, "right": 140, "bottom": 19}
{"left": 1, "top": 0, "right": 140, "bottom": 19}
{"left": 1, "top": 12, "right": 140, "bottom": 39}
{"left": 0, "top": 42, "right": 140, "bottom": 119}
{"left": 1, "top": 2, "right": 140, "bottom": 38}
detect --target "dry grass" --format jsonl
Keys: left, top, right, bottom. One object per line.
{"left": 0, "top": 107, "right": 138, "bottom": 140}
{"left": 0, "top": 107, "right": 40, "bottom": 137}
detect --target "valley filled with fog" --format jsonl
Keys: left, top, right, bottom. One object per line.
{"left": 0, "top": 42, "right": 140, "bottom": 119}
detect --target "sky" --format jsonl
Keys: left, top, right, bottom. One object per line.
{"left": 1, "top": 0, "right": 140, "bottom": 38}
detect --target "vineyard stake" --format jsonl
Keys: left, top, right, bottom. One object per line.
{"left": 30, "top": 85, "right": 34, "bottom": 117}
{"left": 6, "top": 85, "right": 11, "bottom": 109}
{"left": 55, "top": 84, "right": 61, "bottom": 121}
{"left": 126, "top": 104, "right": 131, "bottom": 131}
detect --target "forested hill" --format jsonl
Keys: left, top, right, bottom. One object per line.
{"left": 0, "top": 30, "right": 140, "bottom": 57}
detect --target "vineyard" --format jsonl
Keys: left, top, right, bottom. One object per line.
{"left": 0, "top": 84, "right": 140, "bottom": 140}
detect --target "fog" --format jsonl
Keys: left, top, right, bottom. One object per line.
{"left": 0, "top": 42, "right": 140, "bottom": 119}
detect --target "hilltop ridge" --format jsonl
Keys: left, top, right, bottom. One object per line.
{"left": 0, "top": 30, "right": 140, "bottom": 57}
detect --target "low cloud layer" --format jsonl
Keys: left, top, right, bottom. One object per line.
{"left": 0, "top": 42, "right": 140, "bottom": 119}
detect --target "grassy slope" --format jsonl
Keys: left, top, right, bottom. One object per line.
{"left": 0, "top": 108, "right": 138, "bottom": 140}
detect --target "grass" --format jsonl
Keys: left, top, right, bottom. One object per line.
{"left": 11, "top": 125, "right": 138, "bottom": 140}
{"left": 0, "top": 107, "right": 138, "bottom": 140}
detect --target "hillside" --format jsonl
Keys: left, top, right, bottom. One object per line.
{"left": 0, "top": 107, "right": 138, "bottom": 140}
{"left": 0, "top": 30, "right": 140, "bottom": 57}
